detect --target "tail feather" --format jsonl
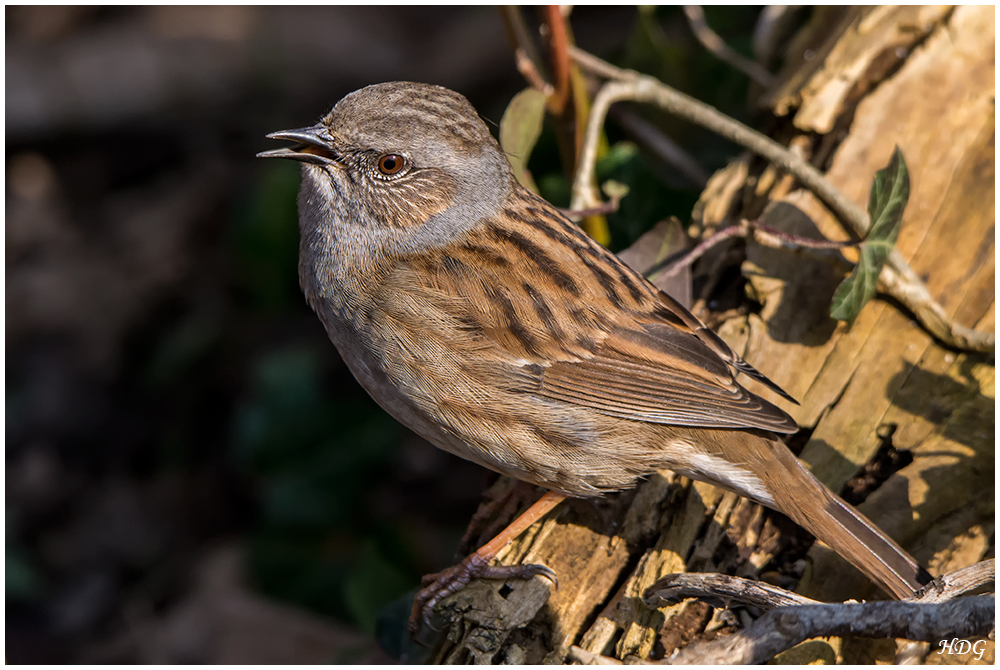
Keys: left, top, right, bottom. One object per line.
{"left": 764, "top": 443, "right": 931, "bottom": 599}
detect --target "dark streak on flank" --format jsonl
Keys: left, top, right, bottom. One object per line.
{"left": 514, "top": 209, "right": 639, "bottom": 306}
{"left": 485, "top": 284, "right": 540, "bottom": 356}
{"left": 487, "top": 222, "right": 581, "bottom": 297}
{"left": 503, "top": 207, "right": 526, "bottom": 224}
{"left": 561, "top": 234, "right": 649, "bottom": 305}
{"left": 522, "top": 282, "right": 563, "bottom": 340}
{"left": 575, "top": 334, "right": 598, "bottom": 352}
{"left": 521, "top": 197, "right": 590, "bottom": 241}
{"left": 517, "top": 210, "right": 579, "bottom": 249}
{"left": 523, "top": 362, "right": 544, "bottom": 378}
{"left": 553, "top": 216, "right": 594, "bottom": 245}
{"left": 517, "top": 193, "right": 650, "bottom": 304}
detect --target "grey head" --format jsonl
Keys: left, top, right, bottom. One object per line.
{"left": 258, "top": 81, "right": 514, "bottom": 243}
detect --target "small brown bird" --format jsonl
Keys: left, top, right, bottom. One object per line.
{"left": 259, "top": 81, "right": 931, "bottom": 631}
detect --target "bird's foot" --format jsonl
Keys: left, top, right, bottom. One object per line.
{"left": 408, "top": 554, "right": 557, "bottom": 635}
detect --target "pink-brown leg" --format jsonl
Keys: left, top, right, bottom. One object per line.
{"left": 457, "top": 480, "right": 538, "bottom": 556}
{"left": 409, "top": 490, "right": 566, "bottom": 635}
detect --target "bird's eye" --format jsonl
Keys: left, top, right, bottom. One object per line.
{"left": 377, "top": 154, "right": 405, "bottom": 176}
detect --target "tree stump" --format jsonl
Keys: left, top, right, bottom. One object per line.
{"left": 419, "top": 6, "right": 994, "bottom": 664}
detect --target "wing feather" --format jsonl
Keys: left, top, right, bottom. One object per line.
{"left": 387, "top": 204, "right": 799, "bottom": 435}
{"left": 536, "top": 324, "right": 798, "bottom": 433}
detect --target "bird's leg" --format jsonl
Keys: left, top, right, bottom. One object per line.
{"left": 409, "top": 490, "right": 566, "bottom": 635}
{"left": 457, "top": 479, "right": 540, "bottom": 556}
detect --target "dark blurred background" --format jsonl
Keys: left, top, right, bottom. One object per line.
{"left": 6, "top": 6, "right": 766, "bottom": 663}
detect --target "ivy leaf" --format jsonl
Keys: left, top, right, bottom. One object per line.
{"left": 499, "top": 88, "right": 547, "bottom": 194}
{"left": 830, "top": 147, "right": 910, "bottom": 324}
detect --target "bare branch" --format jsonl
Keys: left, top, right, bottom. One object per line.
{"left": 631, "top": 563, "right": 996, "bottom": 664}
{"left": 515, "top": 48, "right": 554, "bottom": 96}
{"left": 913, "top": 558, "right": 995, "bottom": 604}
{"left": 542, "top": 5, "right": 571, "bottom": 116}
{"left": 559, "top": 197, "right": 621, "bottom": 221}
{"left": 644, "top": 572, "right": 821, "bottom": 612}
{"left": 499, "top": 6, "right": 545, "bottom": 80}
{"left": 650, "top": 225, "right": 744, "bottom": 280}
{"left": 647, "top": 217, "right": 855, "bottom": 284}
{"left": 663, "top": 596, "right": 994, "bottom": 665}
{"left": 683, "top": 6, "right": 778, "bottom": 88}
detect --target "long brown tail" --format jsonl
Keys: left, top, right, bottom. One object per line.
{"left": 757, "top": 438, "right": 932, "bottom": 599}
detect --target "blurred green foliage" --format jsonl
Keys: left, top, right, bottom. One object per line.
{"left": 232, "top": 160, "right": 303, "bottom": 312}
{"left": 7, "top": 512, "right": 44, "bottom": 602}
{"left": 232, "top": 316, "right": 410, "bottom": 629}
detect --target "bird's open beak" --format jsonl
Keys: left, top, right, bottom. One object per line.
{"left": 257, "top": 125, "right": 340, "bottom": 166}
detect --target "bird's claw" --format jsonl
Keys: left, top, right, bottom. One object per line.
{"left": 408, "top": 557, "right": 557, "bottom": 636}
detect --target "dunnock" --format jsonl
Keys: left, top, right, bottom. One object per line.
{"left": 259, "top": 82, "right": 930, "bottom": 632}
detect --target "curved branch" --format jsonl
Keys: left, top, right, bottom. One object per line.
{"left": 914, "top": 558, "right": 996, "bottom": 604}
{"left": 568, "top": 46, "right": 994, "bottom": 354}
{"left": 644, "top": 572, "right": 821, "bottom": 611}
{"left": 571, "top": 562, "right": 996, "bottom": 665}
{"left": 643, "top": 560, "right": 995, "bottom": 611}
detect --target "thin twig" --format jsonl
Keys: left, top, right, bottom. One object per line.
{"left": 499, "top": 6, "right": 545, "bottom": 80}
{"left": 515, "top": 48, "right": 554, "bottom": 96}
{"left": 559, "top": 196, "right": 621, "bottom": 220}
{"left": 683, "top": 6, "right": 778, "bottom": 88}
{"left": 652, "top": 225, "right": 744, "bottom": 280}
{"left": 913, "top": 558, "right": 995, "bottom": 604}
{"left": 568, "top": 46, "right": 994, "bottom": 354}
{"left": 751, "top": 220, "right": 856, "bottom": 249}
{"left": 649, "top": 218, "right": 854, "bottom": 282}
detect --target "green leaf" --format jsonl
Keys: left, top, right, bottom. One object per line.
{"left": 499, "top": 88, "right": 547, "bottom": 193}
{"left": 830, "top": 147, "right": 910, "bottom": 324}
{"left": 601, "top": 179, "right": 630, "bottom": 201}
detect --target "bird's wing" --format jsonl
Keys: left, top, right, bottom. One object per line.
{"left": 384, "top": 197, "right": 798, "bottom": 434}
{"left": 530, "top": 306, "right": 799, "bottom": 433}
